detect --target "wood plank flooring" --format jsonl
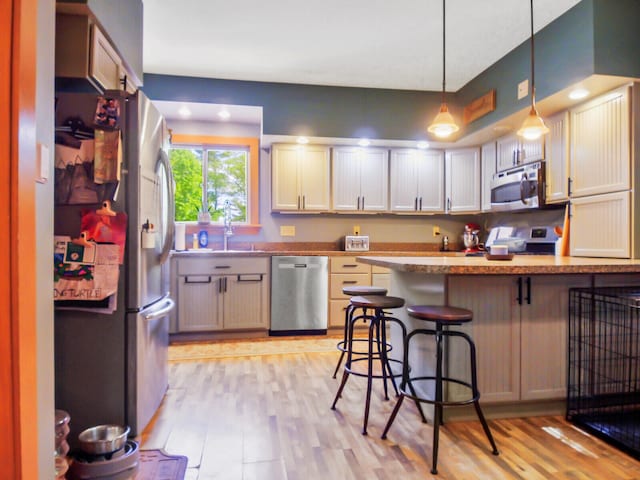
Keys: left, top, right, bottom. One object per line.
{"left": 140, "top": 342, "right": 640, "bottom": 479}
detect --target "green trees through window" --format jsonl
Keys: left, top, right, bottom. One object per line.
{"left": 170, "top": 146, "right": 248, "bottom": 223}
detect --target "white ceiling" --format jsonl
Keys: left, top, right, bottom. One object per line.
{"left": 143, "top": 0, "right": 581, "bottom": 92}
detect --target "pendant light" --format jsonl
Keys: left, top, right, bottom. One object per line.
{"left": 517, "top": 0, "right": 549, "bottom": 140}
{"left": 428, "top": 0, "right": 459, "bottom": 138}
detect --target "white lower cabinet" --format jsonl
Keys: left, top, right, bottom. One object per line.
{"left": 175, "top": 257, "right": 270, "bottom": 332}
{"left": 447, "top": 274, "right": 590, "bottom": 403}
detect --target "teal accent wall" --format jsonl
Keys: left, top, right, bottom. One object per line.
{"left": 142, "top": 0, "right": 639, "bottom": 141}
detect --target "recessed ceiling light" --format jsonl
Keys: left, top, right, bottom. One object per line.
{"left": 218, "top": 109, "right": 231, "bottom": 120}
{"left": 358, "top": 139, "right": 370, "bottom": 147}
{"left": 296, "top": 136, "right": 309, "bottom": 144}
{"left": 416, "top": 141, "right": 429, "bottom": 149}
{"left": 569, "top": 88, "right": 589, "bottom": 100}
{"left": 178, "top": 106, "right": 191, "bottom": 118}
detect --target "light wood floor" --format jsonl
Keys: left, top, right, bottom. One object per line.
{"left": 140, "top": 346, "right": 640, "bottom": 480}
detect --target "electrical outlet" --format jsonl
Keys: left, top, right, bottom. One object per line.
{"left": 433, "top": 225, "right": 441, "bottom": 237}
{"left": 353, "top": 225, "right": 361, "bottom": 235}
{"left": 280, "top": 225, "right": 295, "bottom": 237}
{"left": 518, "top": 79, "right": 529, "bottom": 100}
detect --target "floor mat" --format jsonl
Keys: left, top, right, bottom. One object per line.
{"left": 135, "top": 450, "right": 187, "bottom": 480}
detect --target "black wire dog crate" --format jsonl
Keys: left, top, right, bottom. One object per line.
{"left": 568, "top": 287, "right": 640, "bottom": 459}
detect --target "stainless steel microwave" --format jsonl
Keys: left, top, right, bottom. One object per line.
{"left": 490, "top": 161, "right": 545, "bottom": 211}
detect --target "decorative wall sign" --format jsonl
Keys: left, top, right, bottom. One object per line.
{"left": 463, "top": 89, "right": 496, "bottom": 125}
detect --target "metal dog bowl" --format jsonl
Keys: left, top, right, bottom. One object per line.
{"left": 77, "top": 424, "right": 130, "bottom": 455}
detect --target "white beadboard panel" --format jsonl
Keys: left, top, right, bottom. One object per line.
{"left": 448, "top": 276, "right": 520, "bottom": 403}
{"left": 481, "top": 141, "right": 496, "bottom": 212}
{"left": 570, "top": 85, "right": 630, "bottom": 198}
{"left": 178, "top": 276, "right": 223, "bottom": 331}
{"left": 520, "top": 275, "right": 590, "bottom": 401}
{"left": 224, "top": 275, "right": 269, "bottom": 329}
{"left": 570, "top": 191, "right": 631, "bottom": 258}
{"left": 545, "top": 111, "right": 570, "bottom": 204}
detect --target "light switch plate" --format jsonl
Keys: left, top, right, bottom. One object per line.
{"left": 517, "top": 79, "right": 529, "bottom": 100}
{"left": 280, "top": 225, "right": 295, "bottom": 237}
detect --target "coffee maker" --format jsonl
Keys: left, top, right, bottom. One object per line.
{"left": 463, "top": 223, "right": 481, "bottom": 253}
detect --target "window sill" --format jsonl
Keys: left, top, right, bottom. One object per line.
{"left": 182, "top": 223, "right": 262, "bottom": 236}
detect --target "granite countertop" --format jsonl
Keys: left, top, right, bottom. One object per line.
{"left": 170, "top": 249, "right": 462, "bottom": 258}
{"left": 356, "top": 255, "right": 640, "bottom": 274}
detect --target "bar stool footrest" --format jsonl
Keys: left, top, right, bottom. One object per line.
{"left": 399, "top": 375, "right": 480, "bottom": 406}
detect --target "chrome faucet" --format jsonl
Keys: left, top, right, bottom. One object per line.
{"left": 223, "top": 200, "right": 233, "bottom": 251}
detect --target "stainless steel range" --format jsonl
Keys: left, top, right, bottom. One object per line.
{"left": 486, "top": 224, "right": 560, "bottom": 255}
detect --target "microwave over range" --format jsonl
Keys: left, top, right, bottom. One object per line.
{"left": 490, "top": 161, "right": 545, "bottom": 212}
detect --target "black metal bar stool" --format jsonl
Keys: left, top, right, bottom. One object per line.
{"left": 381, "top": 305, "right": 499, "bottom": 474}
{"left": 332, "top": 285, "right": 388, "bottom": 379}
{"left": 331, "top": 295, "right": 410, "bottom": 435}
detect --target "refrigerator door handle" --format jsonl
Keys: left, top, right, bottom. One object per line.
{"left": 156, "top": 149, "right": 175, "bottom": 265}
{"left": 143, "top": 298, "right": 175, "bottom": 320}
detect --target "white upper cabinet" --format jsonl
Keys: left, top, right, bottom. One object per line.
{"left": 389, "top": 149, "right": 444, "bottom": 213}
{"left": 271, "top": 144, "right": 330, "bottom": 212}
{"left": 570, "top": 85, "right": 631, "bottom": 198}
{"left": 480, "top": 141, "right": 496, "bottom": 212}
{"left": 545, "top": 111, "right": 570, "bottom": 203}
{"left": 445, "top": 148, "right": 481, "bottom": 213}
{"left": 496, "top": 133, "right": 545, "bottom": 172}
{"left": 332, "top": 147, "right": 388, "bottom": 212}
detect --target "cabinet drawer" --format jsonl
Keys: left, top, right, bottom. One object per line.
{"left": 177, "top": 257, "right": 269, "bottom": 275}
{"left": 330, "top": 273, "right": 372, "bottom": 299}
{"left": 330, "top": 256, "right": 370, "bottom": 274}
{"left": 329, "top": 299, "right": 350, "bottom": 328}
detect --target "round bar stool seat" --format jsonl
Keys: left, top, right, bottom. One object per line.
{"left": 332, "top": 295, "right": 407, "bottom": 435}
{"left": 381, "top": 304, "right": 499, "bottom": 474}
{"left": 332, "top": 286, "right": 388, "bottom": 379}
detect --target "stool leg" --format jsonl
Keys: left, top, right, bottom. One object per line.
{"left": 331, "top": 308, "right": 358, "bottom": 410}
{"left": 380, "top": 393, "right": 405, "bottom": 439}
{"left": 362, "top": 318, "right": 377, "bottom": 435}
{"left": 378, "top": 314, "right": 400, "bottom": 398}
{"left": 332, "top": 303, "right": 353, "bottom": 379}
{"left": 467, "top": 335, "right": 499, "bottom": 456}
{"left": 376, "top": 314, "right": 390, "bottom": 400}
{"left": 381, "top": 326, "right": 412, "bottom": 439}
{"left": 431, "top": 325, "right": 445, "bottom": 475}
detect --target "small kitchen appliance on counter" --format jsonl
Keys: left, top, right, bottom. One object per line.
{"left": 486, "top": 224, "right": 559, "bottom": 254}
{"left": 343, "top": 235, "right": 370, "bottom": 252}
{"left": 462, "top": 223, "right": 482, "bottom": 253}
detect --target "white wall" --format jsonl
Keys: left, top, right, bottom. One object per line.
{"left": 37, "top": 0, "right": 56, "bottom": 477}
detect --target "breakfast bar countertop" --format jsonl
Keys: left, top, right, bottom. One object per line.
{"left": 356, "top": 255, "right": 640, "bottom": 275}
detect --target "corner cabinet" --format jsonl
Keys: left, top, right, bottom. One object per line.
{"left": 173, "top": 256, "right": 270, "bottom": 332}
{"left": 332, "top": 147, "right": 389, "bottom": 212}
{"left": 389, "top": 149, "right": 444, "bottom": 213}
{"left": 480, "top": 142, "right": 496, "bottom": 212}
{"left": 271, "top": 144, "right": 330, "bottom": 212}
{"left": 445, "top": 148, "right": 480, "bottom": 213}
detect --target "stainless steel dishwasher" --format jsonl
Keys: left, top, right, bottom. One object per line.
{"left": 270, "top": 256, "right": 328, "bottom": 335}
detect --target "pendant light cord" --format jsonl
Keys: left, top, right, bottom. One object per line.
{"left": 441, "top": 0, "right": 446, "bottom": 104}
{"left": 529, "top": 0, "right": 535, "bottom": 105}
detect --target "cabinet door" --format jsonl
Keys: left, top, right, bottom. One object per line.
{"left": 481, "top": 142, "right": 496, "bottom": 211}
{"left": 445, "top": 148, "right": 480, "bottom": 213}
{"left": 332, "top": 147, "right": 361, "bottom": 211}
{"left": 177, "top": 275, "right": 223, "bottom": 331}
{"left": 271, "top": 144, "right": 301, "bottom": 211}
{"left": 570, "top": 85, "right": 630, "bottom": 198}
{"left": 416, "top": 150, "right": 445, "bottom": 212}
{"left": 359, "top": 148, "right": 388, "bottom": 211}
{"left": 496, "top": 134, "right": 520, "bottom": 171}
{"left": 545, "top": 111, "right": 570, "bottom": 203}
{"left": 299, "top": 145, "right": 330, "bottom": 210}
{"left": 90, "top": 24, "right": 123, "bottom": 91}
{"left": 447, "top": 276, "right": 520, "bottom": 403}
{"left": 570, "top": 191, "right": 631, "bottom": 258}
{"left": 520, "top": 275, "right": 590, "bottom": 401}
{"left": 521, "top": 137, "right": 544, "bottom": 164}
{"left": 389, "top": 149, "right": 419, "bottom": 212}
{"left": 224, "top": 274, "right": 269, "bottom": 329}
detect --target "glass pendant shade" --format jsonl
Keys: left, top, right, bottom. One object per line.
{"left": 517, "top": 105, "right": 549, "bottom": 140}
{"left": 428, "top": 103, "right": 459, "bottom": 138}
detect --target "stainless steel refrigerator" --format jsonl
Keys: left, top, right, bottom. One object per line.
{"left": 54, "top": 90, "right": 175, "bottom": 445}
